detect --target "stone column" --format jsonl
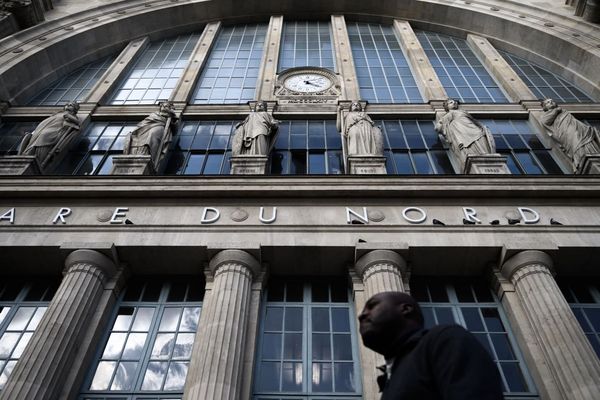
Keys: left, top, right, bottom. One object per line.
{"left": 393, "top": 20, "right": 446, "bottom": 103}
{"left": 256, "top": 16, "right": 283, "bottom": 101}
{"left": 85, "top": 37, "right": 149, "bottom": 104}
{"left": 501, "top": 250, "right": 600, "bottom": 399}
{"left": 170, "top": 22, "right": 221, "bottom": 104}
{"left": 467, "top": 35, "right": 537, "bottom": 103}
{"left": 490, "top": 270, "right": 562, "bottom": 400}
{"left": 354, "top": 249, "right": 407, "bottom": 400}
{"left": 0, "top": 249, "right": 118, "bottom": 400}
{"left": 184, "top": 249, "right": 261, "bottom": 400}
{"left": 331, "top": 15, "right": 360, "bottom": 100}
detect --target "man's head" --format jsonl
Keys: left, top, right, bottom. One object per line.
{"left": 542, "top": 98, "right": 557, "bottom": 111}
{"left": 358, "top": 291, "right": 424, "bottom": 357}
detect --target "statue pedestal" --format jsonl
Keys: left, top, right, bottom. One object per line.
{"left": 110, "top": 155, "right": 155, "bottom": 175}
{"left": 578, "top": 154, "right": 600, "bottom": 174}
{"left": 230, "top": 155, "right": 268, "bottom": 175}
{"left": 464, "top": 154, "right": 511, "bottom": 174}
{"left": 347, "top": 156, "right": 387, "bottom": 175}
{"left": 0, "top": 156, "right": 41, "bottom": 175}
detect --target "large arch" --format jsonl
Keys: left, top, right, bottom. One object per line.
{"left": 0, "top": 0, "right": 599, "bottom": 104}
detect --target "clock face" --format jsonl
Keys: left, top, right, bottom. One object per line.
{"left": 284, "top": 73, "right": 333, "bottom": 93}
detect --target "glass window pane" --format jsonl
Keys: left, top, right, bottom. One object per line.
{"left": 141, "top": 361, "right": 168, "bottom": 390}
{"left": 312, "top": 362, "right": 333, "bottom": 392}
{"left": 334, "top": 362, "right": 356, "bottom": 392}
{"left": 193, "top": 25, "right": 267, "bottom": 104}
{"left": 500, "top": 51, "right": 592, "bottom": 103}
{"left": 111, "top": 34, "right": 200, "bottom": 104}
{"left": 348, "top": 23, "right": 423, "bottom": 103}
{"left": 416, "top": 31, "right": 507, "bottom": 103}
{"left": 312, "top": 308, "right": 330, "bottom": 332}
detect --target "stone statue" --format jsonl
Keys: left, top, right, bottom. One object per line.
{"left": 337, "top": 101, "right": 384, "bottom": 156}
{"left": 540, "top": 98, "right": 600, "bottom": 173}
{"left": 123, "top": 101, "right": 178, "bottom": 170}
{"left": 231, "top": 101, "right": 279, "bottom": 156}
{"left": 17, "top": 101, "right": 81, "bottom": 169}
{"left": 435, "top": 98, "right": 496, "bottom": 168}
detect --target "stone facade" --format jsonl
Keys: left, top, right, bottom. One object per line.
{"left": 0, "top": 1, "right": 599, "bottom": 400}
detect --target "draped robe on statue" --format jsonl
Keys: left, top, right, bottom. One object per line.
{"left": 232, "top": 111, "right": 278, "bottom": 156}
{"left": 20, "top": 112, "right": 80, "bottom": 165}
{"left": 541, "top": 106, "right": 600, "bottom": 172}
{"left": 343, "top": 111, "right": 384, "bottom": 156}
{"left": 124, "top": 112, "right": 172, "bottom": 168}
{"left": 436, "top": 109, "right": 495, "bottom": 165}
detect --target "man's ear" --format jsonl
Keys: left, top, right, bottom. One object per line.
{"left": 399, "top": 303, "right": 414, "bottom": 316}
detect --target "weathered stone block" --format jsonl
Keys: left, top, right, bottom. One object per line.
{"left": 230, "top": 155, "right": 268, "bottom": 175}
{"left": 347, "top": 155, "right": 387, "bottom": 175}
{"left": 578, "top": 154, "right": 600, "bottom": 175}
{"left": 464, "top": 154, "right": 511, "bottom": 174}
{"left": 110, "top": 155, "right": 155, "bottom": 175}
{"left": 0, "top": 155, "right": 41, "bottom": 175}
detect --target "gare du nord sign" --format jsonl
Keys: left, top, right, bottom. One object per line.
{"left": 0, "top": 205, "right": 574, "bottom": 226}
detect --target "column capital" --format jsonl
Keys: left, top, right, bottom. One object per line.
{"left": 355, "top": 249, "right": 407, "bottom": 278}
{"left": 209, "top": 249, "right": 261, "bottom": 277}
{"left": 500, "top": 250, "right": 554, "bottom": 280}
{"left": 64, "top": 249, "right": 118, "bottom": 279}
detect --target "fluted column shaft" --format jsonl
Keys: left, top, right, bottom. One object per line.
{"left": 501, "top": 250, "right": 600, "bottom": 399}
{"left": 357, "top": 249, "right": 406, "bottom": 298}
{"left": 184, "top": 249, "right": 260, "bottom": 400}
{"left": 0, "top": 249, "right": 117, "bottom": 400}
{"left": 354, "top": 249, "right": 407, "bottom": 400}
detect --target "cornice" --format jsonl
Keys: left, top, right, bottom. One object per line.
{"left": 1, "top": 176, "right": 600, "bottom": 199}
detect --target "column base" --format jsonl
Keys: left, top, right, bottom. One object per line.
{"left": 464, "top": 154, "right": 511, "bottom": 174}
{"left": 347, "top": 155, "right": 387, "bottom": 175}
{"left": 230, "top": 155, "right": 268, "bottom": 175}
{"left": 0, "top": 155, "right": 41, "bottom": 175}
{"left": 578, "top": 154, "right": 600, "bottom": 174}
{"left": 110, "top": 155, "right": 155, "bottom": 175}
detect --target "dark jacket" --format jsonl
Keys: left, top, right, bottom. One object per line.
{"left": 380, "top": 324, "right": 504, "bottom": 400}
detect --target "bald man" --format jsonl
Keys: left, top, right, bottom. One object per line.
{"left": 358, "top": 292, "right": 504, "bottom": 400}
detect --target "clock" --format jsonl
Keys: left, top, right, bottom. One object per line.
{"left": 283, "top": 72, "right": 333, "bottom": 93}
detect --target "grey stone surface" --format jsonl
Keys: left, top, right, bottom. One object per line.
{"left": 0, "top": 248, "right": 118, "bottom": 400}
{"left": 394, "top": 20, "right": 447, "bottom": 102}
{"left": 501, "top": 251, "right": 600, "bottom": 399}
{"left": 464, "top": 154, "right": 511, "bottom": 174}
{"left": 110, "top": 154, "right": 155, "bottom": 175}
{"left": 331, "top": 15, "right": 360, "bottom": 100}
{"left": 580, "top": 154, "right": 600, "bottom": 174}
{"left": 184, "top": 249, "right": 259, "bottom": 400}
{"left": 171, "top": 21, "right": 221, "bottom": 104}
{"left": 354, "top": 250, "right": 407, "bottom": 400}
{"left": 347, "top": 155, "right": 387, "bottom": 175}
{"left": 230, "top": 155, "right": 268, "bottom": 175}
{"left": 256, "top": 16, "right": 283, "bottom": 101}
{"left": 0, "top": 155, "right": 41, "bottom": 175}
{"left": 467, "top": 34, "right": 537, "bottom": 103}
